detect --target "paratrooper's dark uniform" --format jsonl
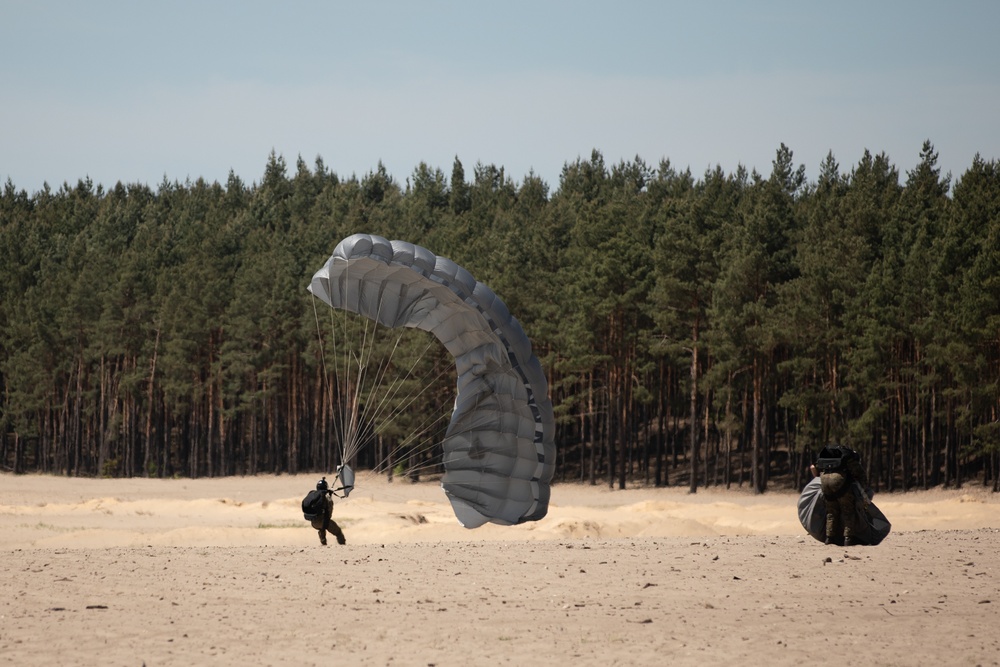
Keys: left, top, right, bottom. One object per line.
{"left": 307, "top": 478, "right": 346, "bottom": 546}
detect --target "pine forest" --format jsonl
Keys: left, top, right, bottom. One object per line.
{"left": 2, "top": 141, "right": 999, "bottom": 493}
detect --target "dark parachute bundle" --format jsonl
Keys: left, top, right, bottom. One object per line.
{"left": 308, "top": 233, "right": 556, "bottom": 528}
{"left": 797, "top": 475, "right": 892, "bottom": 546}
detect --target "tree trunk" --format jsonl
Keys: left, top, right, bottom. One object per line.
{"left": 688, "top": 331, "right": 699, "bottom": 494}
{"left": 143, "top": 327, "right": 161, "bottom": 477}
{"left": 751, "top": 355, "right": 763, "bottom": 494}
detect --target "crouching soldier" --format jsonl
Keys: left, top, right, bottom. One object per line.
{"left": 815, "top": 445, "right": 870, "bottom": 546}
{"left": 302, "top": 477, "right": 346, "bottom": 546}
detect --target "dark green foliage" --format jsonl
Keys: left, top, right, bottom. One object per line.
{"left": 2, "top": 143, "right": 999, "bottom": 493}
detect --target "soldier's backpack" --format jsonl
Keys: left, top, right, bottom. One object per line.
{"left": 302, "top": 489, "right": 326, "bottom": 521}
{"left": 814, "top": 445, "right": 858, "bottom": 474}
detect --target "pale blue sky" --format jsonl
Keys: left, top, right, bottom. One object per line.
{"left": 3, "top": 0, "right": 998, "bottom": 194}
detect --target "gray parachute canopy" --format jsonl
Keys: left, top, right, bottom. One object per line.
{"left": 308, "top": 233, "right": 555, "bottom": 528}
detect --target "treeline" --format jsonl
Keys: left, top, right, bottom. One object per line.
{"left": 2, "top": 142, "right": 999, "bottom": 493}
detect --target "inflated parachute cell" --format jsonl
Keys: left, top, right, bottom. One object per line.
{"left": 308, "top": 233, "right": 555, "bottom": 527}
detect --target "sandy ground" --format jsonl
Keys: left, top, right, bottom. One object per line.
{"left": 2, "top": 472, "right": 999, "bottom": 667}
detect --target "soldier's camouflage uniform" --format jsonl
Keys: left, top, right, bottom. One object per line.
{"left": 820, "top": 454, "right": 869, "bottom": 546}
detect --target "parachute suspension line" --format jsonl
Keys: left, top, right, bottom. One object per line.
{"left": 339, "top": 262, "right": 369, "bottom": 469}
{"left": 337, "top": 289, "right": 453, "bottom": 481}
{"left": 313, "top": 264, "right": 428, "bottom": 476}
{"left": 338, "top": 257, "right": 403, "bottom": 469}
{"left": 323, "top": 290, "right": 347, "bottom": 472}
{"left": 336, "top": 278, "right": 424, "bottom": 467}
{"left": 361, "top": 364, "right": 456, "bottom": 477}
{"left": 346, "top": 329, "right": 418, "bottom": 461}
{"left": 359, "top": 344, "right": 493, "bottom": 481}
{"left": 351, "top": 335, "right": 443, "bottom": 457}
{"left": 338, "top": 278, "right": 459, "bottom": 479}
{"left": 357, "top": 280, "right": 460, "bottom": 479}
{"left": 339, "top": 281, "right": 393, "bottom": 465}
{"left": 342, "top": 285, "right": 458, "bottom": 474}
{"left": 326, "top": 271, "right": 360, "bottom": 474}
{"left": 310, "top": 288, "right": 382, "bottom": 476}
{"left": 410, "top": 387, "right": 492, "bottom": 478}
{"left": 340, "top": 303, "right": 369, "bottom": 464}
